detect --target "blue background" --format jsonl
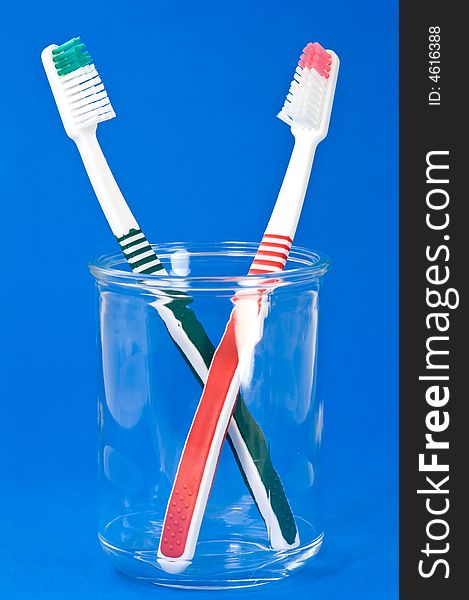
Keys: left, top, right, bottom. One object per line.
{"left": 0, "top": 1, "right": 398, "bottom": 598}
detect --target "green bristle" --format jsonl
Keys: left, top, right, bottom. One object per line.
{"left": 51, "top": 37, "right": 80, "bottom": 55}
{"left": 52, "top": 37, "right": 93, "bottom": 77}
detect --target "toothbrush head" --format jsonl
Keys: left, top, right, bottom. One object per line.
{"left": 277, "top": 42, "right": 339, "bottom": 139}
{"left": 41, "top": 37, "right": 115, "bottom": 139}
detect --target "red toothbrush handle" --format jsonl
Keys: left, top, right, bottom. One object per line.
{"left": 160, "top": 318, "right": 240, "bottom": 558}
{"left": 249, "top": 233, "right": 292, "bottom": 275}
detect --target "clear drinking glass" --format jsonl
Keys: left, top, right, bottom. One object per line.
{"left": 89, "top": 241, "right": 330, "bottom": 589}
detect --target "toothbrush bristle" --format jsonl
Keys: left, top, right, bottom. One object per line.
{"left": 52, "top": 37, "right": 92, "bottom": 76}
{"left": 298, "top": 42, "right": 332, "bottom": 78}
{"left": 52, "top": 37, "right": 115, "bottom": 128}
{"left": 277, "top": 42, "right": 333, "bottom": 131}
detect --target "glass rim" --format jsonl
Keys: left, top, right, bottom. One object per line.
{"left": 88, "top": 240, "right": 331, "bottom": 291}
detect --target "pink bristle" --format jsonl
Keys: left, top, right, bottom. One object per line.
{"left": 298, "top": 42, "right": 332, "bottom": 79}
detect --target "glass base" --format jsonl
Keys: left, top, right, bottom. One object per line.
{"left": 99, "top": 511, "right": 323, "bottom": 590}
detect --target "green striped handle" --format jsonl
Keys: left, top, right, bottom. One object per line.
{"left": 117, "top": 229, "right": 165, "bottom": 274}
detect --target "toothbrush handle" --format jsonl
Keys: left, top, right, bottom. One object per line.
{"left": 76, "top": 133, "right": 166, "bottom": 276}
{"left": 159, "top": 301, "right": 260, "bottom": 561}
{"left": 263, "top": 133, "right": 318, "bottom": 239}
{"left": 75, "top": 132, "right": 140, "bottom": 237}
{"left": 249, "top": 233, "right": 293, "bottom": 275}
